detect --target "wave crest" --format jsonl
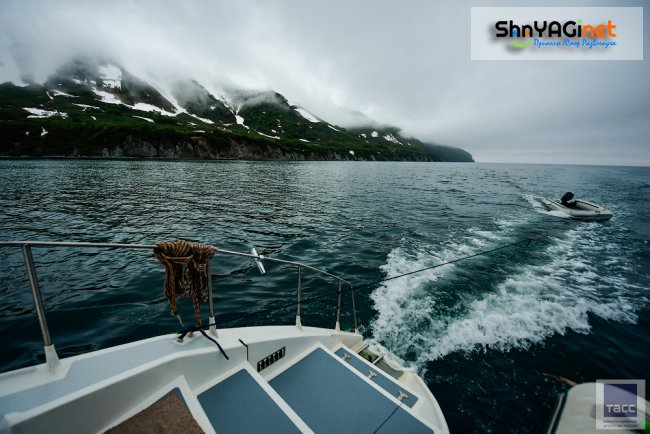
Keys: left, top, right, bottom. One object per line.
{"left": 369, "top": 223, "right": 642, "bottom": 370}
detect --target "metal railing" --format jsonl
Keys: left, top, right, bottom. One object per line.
{"left": 0, "top": 240, "right": 357, "bottom": 373}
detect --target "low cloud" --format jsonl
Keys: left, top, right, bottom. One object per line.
{"left": 0, "top": 0, "right": 647, "bottom": 165}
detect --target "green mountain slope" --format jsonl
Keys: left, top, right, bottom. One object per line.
{"left": 0, "top": 60, "right": 473, "bottom": 162}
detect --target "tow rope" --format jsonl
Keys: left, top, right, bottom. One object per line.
{"left": 206, "top": 234, "right": 545, "bottom": 327}
{"left": 153, "top": 234, "right": 545, "bottom": 353}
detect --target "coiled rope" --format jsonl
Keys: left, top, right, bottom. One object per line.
{"left": 154, "top": 240, "right": 192, "bottom": 323}
{"left": 187, "top": 243, "right": 217, "bottom": 326}
{"left": 154, "top": 240, "right": 216, "bottom": 327}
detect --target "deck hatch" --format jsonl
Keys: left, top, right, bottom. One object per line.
{"left": 198, "top": 369, "right": 301, "bottom": 434}
{"left": 269, "top": 347, "right": 433, "bottom": 433}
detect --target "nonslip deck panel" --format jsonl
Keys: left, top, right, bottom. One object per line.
{"left": 269, "top": 347, "right": 433, "bottom": 433}
{"left": 334, "top": 347, "right": 418, "bottom": 408}
{"left": 198, "top": 369, "right": 301, "bottom": 434}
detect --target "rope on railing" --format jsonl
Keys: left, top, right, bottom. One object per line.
{"left": 0, "top": 233, "right": 548, "bottom": 354}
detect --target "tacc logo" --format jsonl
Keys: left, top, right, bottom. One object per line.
{"left": 596, "top": 379, "right": 645, "bottom": 430}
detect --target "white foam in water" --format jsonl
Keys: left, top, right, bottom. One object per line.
{"left": 523, "top": 193, "right": 571, "bottom": 218}
{"left": 369, "top": 226, "right": 513, "bottom": 365}
{"left": 370, "top": 222, "right": 643, "bottom": 370}
{"left": 547, "top": 210, "right": 572, "bottom": 219}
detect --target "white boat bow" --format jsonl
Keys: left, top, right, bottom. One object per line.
{"left": 0, "top": 240, "right": 450, "bottom": 434}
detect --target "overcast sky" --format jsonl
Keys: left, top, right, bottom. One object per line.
{"left": 0, "top": 0, "right": 648, "bottom": 165}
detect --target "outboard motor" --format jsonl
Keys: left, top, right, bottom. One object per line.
{"left": 560, "top": 192, "right": 574, "bottom": 204}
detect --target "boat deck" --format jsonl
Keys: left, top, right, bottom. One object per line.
{"left": 0, "top": 326, "right": 447, "bottom": 433}
{"left": 0, "top": 241, "right": 449, "bottom": 434}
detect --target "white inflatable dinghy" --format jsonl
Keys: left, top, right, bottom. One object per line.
{"left": 542, "top": 192, "right": 612, "bottom": 221}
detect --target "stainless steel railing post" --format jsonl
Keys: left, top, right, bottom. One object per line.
{"left": 295, "top": 266, "right": 302, "bottom": 329}
{"left": 21, "top": 244, "right": 59, "bottom": 373}
{"left": 0, "top": 240, "right": 359, "bottom": 354}
{"left": 335, "top": 279, "right": 342, "bottom": 331}
{"left": 206, "top": 260, "right": 217, "bottom": 337}
{"left": 350, "top": 285, "right": 358, "bottom": 333}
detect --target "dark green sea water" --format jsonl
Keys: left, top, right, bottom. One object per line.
{"left": 0, "top": 160, "right": 648, "bottom": 433}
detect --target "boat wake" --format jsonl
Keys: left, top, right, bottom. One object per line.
{"left": 523, "top": 193, "right": 571, "bottom": 219}
{"left": 369, "top": 219, "right": 644, "bottom": 371}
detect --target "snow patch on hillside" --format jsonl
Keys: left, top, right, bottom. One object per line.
{"left": 383, "top": 133, "right": 402, "bottom": 145}
{"left": 73, "top": 78, "right": 96, "bottom": 86}
{"left": 131, "top": 103, "right": 175, "bottom": 116}
{"left": 147, "top": 83, "right": 185, "bottom": 115}
{"left": 133, "top": 115, "right": 154, "bottom": 123}
{"left": 235, "top": 114, "right": 249, "bottom": 129}
{"left": 72, "top": 103, "right": 100, "bottom": 111}
{"left": 215, "top": 93, "right": 235, "bottom": 112}
{"left": 188, "top": 113, "right": 214, "bottom": 124}
{"left": 99, "top": 65, "right": 122, "bottom": 89}
{"left": 23, "top": 107, "right": 67, "bottom": 119}
{"left": 92, "top": 89, "right": 121, "bottom": 104}
{"left": 294, "top": 106, "right": 320, "bottom": 123}
{"left": 52, "top": 89, "right": 76, "bottom": 98}
{"left": 257, "top": 131, "right": 280, "bottom": 139}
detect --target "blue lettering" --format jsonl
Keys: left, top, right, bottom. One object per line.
{"left": 534, "top": 38, "right": 561, "bottom": 47}
{"left": 563, "top": 38, "right": 579, "bottom": 48}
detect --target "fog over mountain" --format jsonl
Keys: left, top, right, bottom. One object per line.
{"left": 0, "top": 0, "right": 648, "bottom": 165}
